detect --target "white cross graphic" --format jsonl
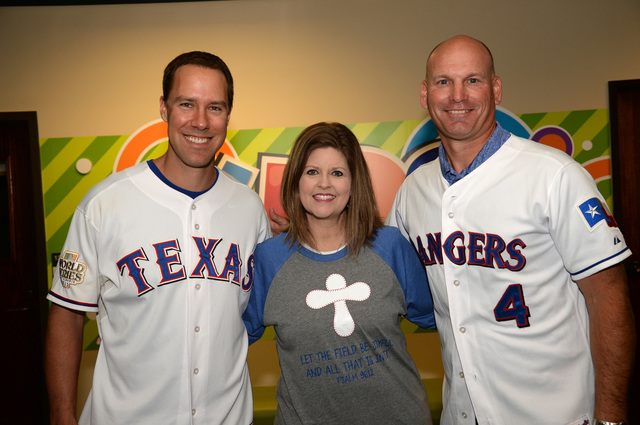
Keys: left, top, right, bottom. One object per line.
{"left": 306, "top": 273, "right": 371, "bottom": 337}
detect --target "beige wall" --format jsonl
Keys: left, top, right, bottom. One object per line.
{"left": 1, "top": 0, "right": 639, "bottom": 139}
{"left": 4, "top": 0, "right": 637, "bottom": 417}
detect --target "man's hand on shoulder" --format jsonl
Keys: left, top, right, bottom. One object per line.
{"left": 269, "top": 208, "right": 289, "bottom": 237}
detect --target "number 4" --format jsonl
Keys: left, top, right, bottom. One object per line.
{"left": 493, "top": 284, "right": 531, "bottom": 328}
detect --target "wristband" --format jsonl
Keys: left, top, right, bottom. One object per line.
{"left": 594, "top": 420, "right": 627, "bottom": 425}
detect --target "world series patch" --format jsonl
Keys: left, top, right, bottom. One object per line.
{"left": 58, "top": 250, "right": 88, "bottom": 288}
{"left": 576, "top": 197, "right": 618, "bottom": 231}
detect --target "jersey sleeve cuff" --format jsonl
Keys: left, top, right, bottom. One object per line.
{"left": 571, "top": 247, "right": 632, "bottom": 281}
{"left": 47, "top": 290, "right": 99, "bottom": 312}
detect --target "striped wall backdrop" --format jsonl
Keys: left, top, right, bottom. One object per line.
{"left": 39, "top": 108, "right": 612, "bottom": 348}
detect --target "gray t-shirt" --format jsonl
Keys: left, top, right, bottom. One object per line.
{"left": 244, "top": 226, "right": 436, "bottom": 424}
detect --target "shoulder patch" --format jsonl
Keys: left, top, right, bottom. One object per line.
{"left": 58, "top": 250, "right": 88, "bottom": 288}
{"left": 577, "top": 197, "right": 618, "bottom": 231}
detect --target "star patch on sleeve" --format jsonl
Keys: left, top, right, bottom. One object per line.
{"left": 577, "top": 197, "right": 618, "bottom": 230}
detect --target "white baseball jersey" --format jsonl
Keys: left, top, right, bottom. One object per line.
{"left": 47, "top": 161, "right": 271, "bottom": 425}
{"left": 387, "top": 134, "right": 631, "bottom": 425}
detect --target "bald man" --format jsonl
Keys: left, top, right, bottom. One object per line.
{"left": 387, "top": 35, "right": 635, "bottom": 425}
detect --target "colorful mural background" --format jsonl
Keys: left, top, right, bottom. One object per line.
{"left": 40, "top": 106, "right": 612, "bottom": 349}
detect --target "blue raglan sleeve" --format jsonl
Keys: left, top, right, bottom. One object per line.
{"left": 374, "top": 226, "right": 436, "bottom": 329}
{"left": 242, "top": 233, "right": 293, "bottom": 344}
{"left": 242, "top": 241, "right": 271, "bottom": 344}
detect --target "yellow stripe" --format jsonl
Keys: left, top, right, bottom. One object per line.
{"left": 350, "top": 122, "right": 378, "bottom": 141}
{"left": 238, "top": 128, "right": 288, "bottom": 165}
{"left": 529, "top": 111, "right": 571, "bottom": 129}
{"left": 45, "top": 140, "right": 124, "bottom": 241}
{"left": 381, "top": 120, "right": 422, "bottom": 154}
{"left": 41, "top": 137, "right": 97, "bottom": 193}
{"left": 571, "top": 109, "right": 609, "bottom": 154}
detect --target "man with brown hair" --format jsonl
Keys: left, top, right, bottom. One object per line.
{"left": 46, "top": 51, "right": 270, "bottom": 425}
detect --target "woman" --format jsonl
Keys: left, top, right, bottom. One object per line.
{"left": 243, "top": 122, "right": 435, "bottom": 424}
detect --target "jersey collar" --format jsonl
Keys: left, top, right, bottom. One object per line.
{"left": 439, "top": 122, "right": 511, "bottom": 185}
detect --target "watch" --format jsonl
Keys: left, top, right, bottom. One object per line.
{"left": 594, "top": 420, "right": 627, "bottom": 425}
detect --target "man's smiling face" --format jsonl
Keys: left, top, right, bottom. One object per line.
{"left": 160, "top": 64, "right": 230, "bottom": 172}
{"left": 421, "top": 35, "right": 502, "bottom": 147}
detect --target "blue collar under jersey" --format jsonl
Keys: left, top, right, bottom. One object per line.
{"left": 147, "top": 160, "right": 217, "bottom": 199}
{"left": 439, "top": 122, "right": 511, "bottom": 185}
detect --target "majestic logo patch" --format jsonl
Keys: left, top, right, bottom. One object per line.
{"left": 306, "top": 273, "right": 371, "bottom": 337}
{"left": 58, "top": 250, "right": 87, "bottom": 288}
{"left": 577, "top": 197, "right": 618, "bottom": 230}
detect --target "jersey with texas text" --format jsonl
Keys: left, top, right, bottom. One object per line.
{"left": 48, "top": 161, "right": 270, "bottom": 425}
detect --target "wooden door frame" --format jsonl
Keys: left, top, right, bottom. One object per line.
{"left": 0, "top": 111, "right": 49, "bottom": 346}
{"left": 608, "top": 79, "right": 640, "bottom": 424}
{"left": 608, "top": 79, "right": 640, "bottom": 255}
{"left": 0, "top": 111, "right": 50, "bottom": 422}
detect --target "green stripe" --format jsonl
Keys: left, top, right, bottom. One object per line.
{"left": 597, "top": 180, "right": 613, "bottom": 212}
{"left": 361, "top": 121, "right": 403, "bottom": 148}
{"left": 558, "top": 110, "right": 597, "bottom": 135}
{"left": 574, "top": 124, "right": 609, "bottom": 164}
{"left": 228, "top": 129, "right": 262, "bottom": 154}
{"left": 140, "top": 143, "right": 168, "bottom": 162}
{"left": 46, "top": 216, "right": 73, "bottom": 266}
{"left": 40, "top": 137, "right": 72, "bottom": 169}
{"left": 518, "top": 113, "right": 546, "bottom": 129}
{"left": 84, "top": 135, "right": 122, "bottom": 163}
{"left": 266, "top": 127, "right": 303, "bottom": 155}
{"left": 591, "top": 123, "right": 610, "bottom": 155}
{"left": 43, "top": 136, "right": 118, "bottom": 215}
{"left": 44, "top": 168, "right": 85, "bottom": 215}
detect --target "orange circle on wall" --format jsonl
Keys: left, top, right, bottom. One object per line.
{"left": 537, "top": 134, "right": 566, "bottom": 152}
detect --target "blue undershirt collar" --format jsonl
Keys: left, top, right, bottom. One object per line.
{"left": 439, "top": 122, "right": 511, "bottom": 185}
{"left": 147, "top": 160, "right": 217, "bottom": 199}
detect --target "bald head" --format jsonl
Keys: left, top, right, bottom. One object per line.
{"left": 426, "top": 35, "right": 495, "bottom": 81}
{"left": 419, "top": 35, "right": 502, "bottom": 167}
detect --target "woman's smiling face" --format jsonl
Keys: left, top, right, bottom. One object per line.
{"left": 298, "top": 147, "right": 352, "bottom": 227}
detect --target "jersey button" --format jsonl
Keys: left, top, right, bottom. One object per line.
{"left": 195, "top": 326, "right": 200, "bottom": 333}
{"left": 448, "top": 212, "right": 454, "bottom": 218}
{"left": 459, "top": 327, "right": 466, "bottom": 333}
{"left": 195, "top": 283, "right": 202, "bottom": 291}
{"left": 192, "top": 204, "right": 197, "bottom": 210}
{"left": 459, "top": 372, "right": 464, "bottom": 378}
{"left": 194, "top": 224, "right": 200, "bottom": 230}
{"left": 192, "top": 409, "right": 196, "bottom": 416}
{"left": 194, "top": 368, "right": 199, "bottom": 375}
{"left": 453, "top": 280, "right": 460, "bottom": 286}
{"left": 461, "top": 412, "right": 468, "bottom": 419}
